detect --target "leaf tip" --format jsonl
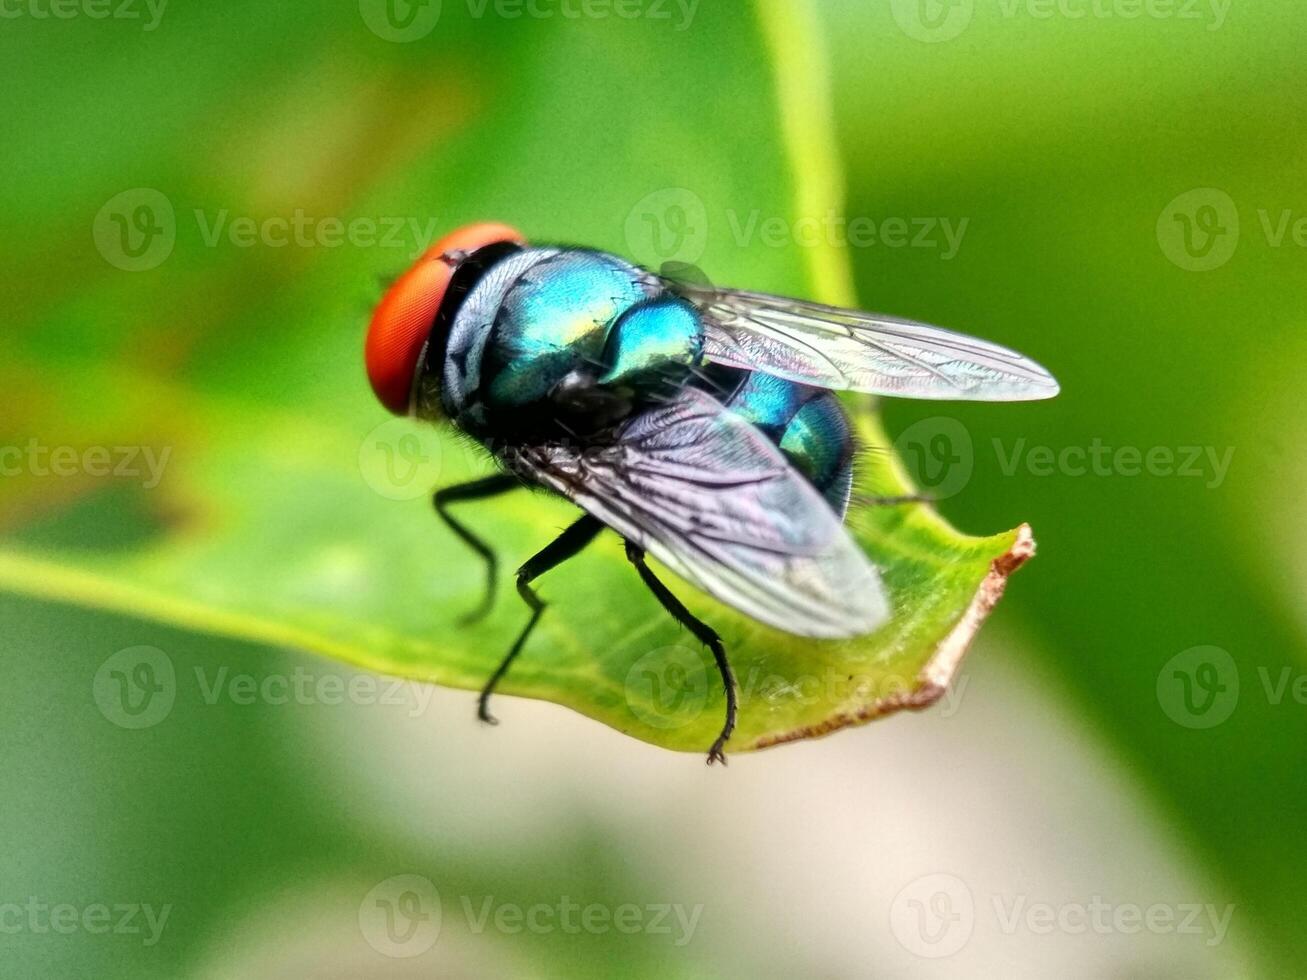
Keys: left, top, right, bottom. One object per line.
{"left": 750, "top": 522, "right": 1037, "bottom": 752}
{"left": 918, "top": 522, "right": 1035, "bottom": 693}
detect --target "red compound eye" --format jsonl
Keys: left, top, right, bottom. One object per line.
{"left": 365, "top": 221, "right": 525, "bottom": 414}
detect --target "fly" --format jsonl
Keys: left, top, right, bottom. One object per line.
{"left": 364, "top": 222, "right": 1059, "bottom": 763}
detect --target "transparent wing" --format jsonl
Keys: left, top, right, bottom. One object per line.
{"left": 670, "top": 280, "right": 1060, "bottom": 401}
{"left": 506, "top": 387, "right": 888, "bottom": 639}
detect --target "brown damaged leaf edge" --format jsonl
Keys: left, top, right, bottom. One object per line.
{"left": 750, "top": 523, "right": 1037, "bottom": 752}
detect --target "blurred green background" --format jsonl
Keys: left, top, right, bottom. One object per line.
{"left": 2, "top": 1, "right": 1303, "bottom": 977}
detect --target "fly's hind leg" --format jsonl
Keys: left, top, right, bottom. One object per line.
{"left": 623, "top": 541, "right": 737, "bottom": 766}
{"left": 434, "top": 474, "right": 520, "bottom": 624}
{"left": 478, "top": 514, "right": 605, "bottom": 725}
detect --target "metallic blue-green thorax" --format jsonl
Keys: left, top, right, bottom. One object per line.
{"left": 440, "top": 248, "right": 853, "bottom": 516}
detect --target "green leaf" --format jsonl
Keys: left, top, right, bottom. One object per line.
{"left": 0, "top": 0, "right": 1036, "bottom": 756}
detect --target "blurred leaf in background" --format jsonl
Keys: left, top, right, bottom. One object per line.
{"left": 822, "top": 0, "right": 1307, "bottom": 972}
{"left": 2, "top": 0, "right": 1302, "bottom": 978}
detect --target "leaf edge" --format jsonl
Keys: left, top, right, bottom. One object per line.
{"left": 749, "top": 523, "right": 1036, "bottom": 751}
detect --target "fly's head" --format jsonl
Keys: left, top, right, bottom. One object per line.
{"left": 365, "top": 222, "right": 525, "bottom": 419}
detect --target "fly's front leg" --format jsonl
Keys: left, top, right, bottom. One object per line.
{"left": 434, "top": 474, "right": 520, "bottom": 624}
{"left": 479, "top": 514, "right": 605, "bottom": 725}
{"left": 623, "top": 541, "right": 737, "bottom": 765}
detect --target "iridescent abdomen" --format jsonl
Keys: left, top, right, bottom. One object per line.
{"left": 724, "top": 371, "right": 855, "bottom": 518}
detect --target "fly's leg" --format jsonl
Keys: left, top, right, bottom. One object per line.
{"left": 479, "top": 514, "right": 605, "bottom": 725}
{"left": 434, "top": 474, "right": 520, "bottom": 625}
{"left": 623, "top": 541, "right": 737, "bottom": 766}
